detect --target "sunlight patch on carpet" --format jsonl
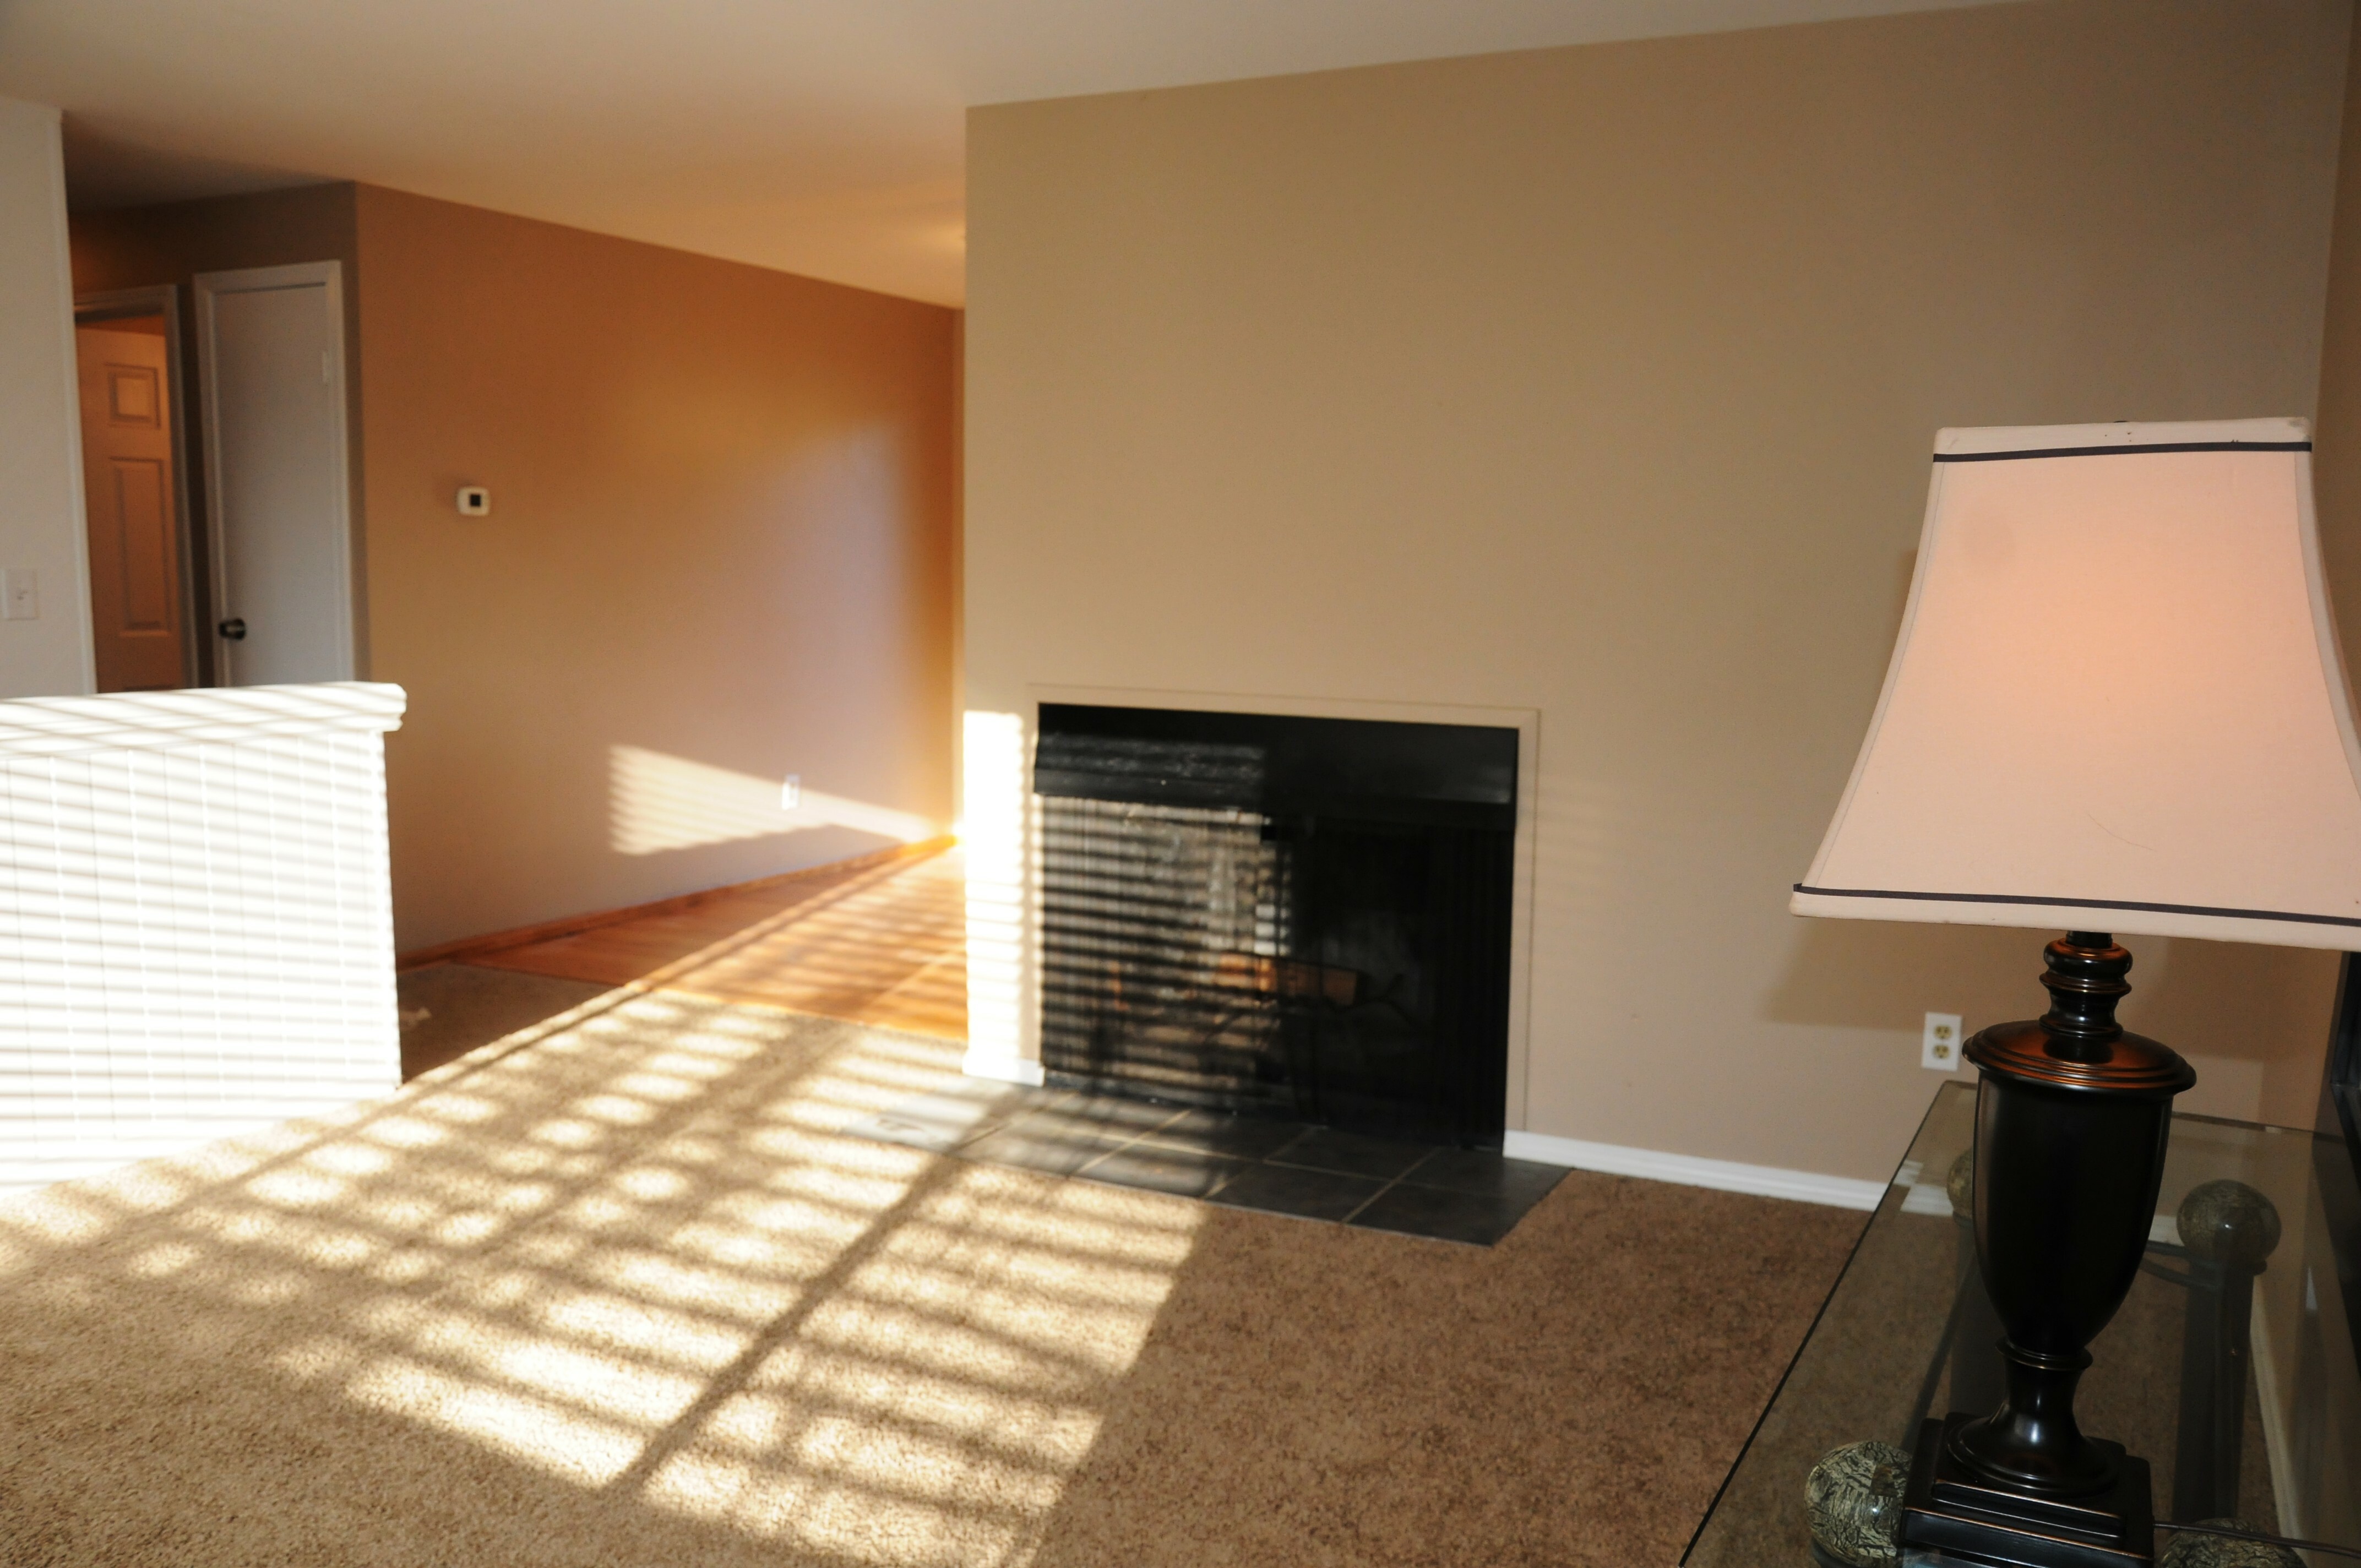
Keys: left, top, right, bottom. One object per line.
{"left": 0, "top": 984, "right": 1204, "bottom": 1564}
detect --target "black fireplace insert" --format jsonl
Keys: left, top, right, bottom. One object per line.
{"left": 1033, "top": 703, "right": 1518, "bottom": 1148}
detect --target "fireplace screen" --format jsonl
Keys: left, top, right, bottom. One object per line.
{"left": 1035, "top": 705, "right": 1516, "bottom": 1148}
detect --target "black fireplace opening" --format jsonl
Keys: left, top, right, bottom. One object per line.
{"left": 1035, "top": 704, "right": 1517, "bottom": 1148}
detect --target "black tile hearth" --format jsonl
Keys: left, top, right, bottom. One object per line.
{"left": 1267, "top": 1126, "right": 1433, "bottom": 1181}
{"left": 846, "top": 1082, "right": 1565, "bottom": 1246}
{"left": 1084, "top": 1143, "right": 1245, "bottom": 1200}
{"left": 1134, "top": 1107, "right": 1305, "bottom": 1161}
{"left": 1397, "top": 1147, "right": 1565, "bottom": 1205}
{"left": 1348, "top": 1181, "right": 1532, "bottom": 1246}
{"left": 1209, "top": 1163, "right": 1385, "bottom": 1222}
{"left": 960, "top": 1119, "right": 1129, "bottom": 1178}
{"left": 1033, "top": 1092, "right": 1191, "bottom": 1137}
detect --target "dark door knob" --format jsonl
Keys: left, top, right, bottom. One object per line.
{"left": 218, "top": 618, "right": 247, "bottom": 641}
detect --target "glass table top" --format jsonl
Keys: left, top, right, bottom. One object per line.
{"left": 1681, "top": 1081, "right": 2360, "bottom": 1567}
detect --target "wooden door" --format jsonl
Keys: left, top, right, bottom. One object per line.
{"left": 75, "top": 323, "right": 188, "bottom": 693}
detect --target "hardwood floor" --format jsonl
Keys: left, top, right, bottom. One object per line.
{"left": 471, "top": 846, "right": 968, "bottom": 1040}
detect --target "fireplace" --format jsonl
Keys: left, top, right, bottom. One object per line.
{"left": 1033, "top": 704, "right": 1518, "bottom": 1148}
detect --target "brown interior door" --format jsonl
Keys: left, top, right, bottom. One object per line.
{"left": 75, "top": 323, "right": 188, "bottom": 693}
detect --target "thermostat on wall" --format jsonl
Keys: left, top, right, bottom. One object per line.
{"left": 456, "top": 486, "right": 492, "bottom": 516}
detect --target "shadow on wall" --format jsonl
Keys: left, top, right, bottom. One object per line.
{"left": 1764, "top": 917, "right": 2042, "bottom": 1033}
{"left": 1764, "top": 915, "right": 2341, "bottom": 1124}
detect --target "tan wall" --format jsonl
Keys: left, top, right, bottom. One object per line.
{"left": 0, "top": 98, "right": 90, "bottom": 699}
{"left": 71, "top": 183, "right": 958, "bottom": 951}
{"left": 69, "top": 182, "right": 363, "bottom": 688}
{"left": 966, "top": 0, "right": 2352, "bottom": 1180}
{"left": 355, "top": 188, "right": 957, "bottom": 950}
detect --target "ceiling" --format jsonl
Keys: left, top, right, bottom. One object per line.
{"left": 0, "top": 0, "right": 2008, "bottom": 306}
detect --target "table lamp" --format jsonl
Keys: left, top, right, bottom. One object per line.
{"left": 1792, "top": 417, "right": 2361, "bottom": 1568}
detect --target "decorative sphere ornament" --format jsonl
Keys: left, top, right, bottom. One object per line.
{"left": 1944, "top": 1149, "right": 1973, "bottom": 1219}
{"left": 1805, "top": 1439, "right": 1908, "bottom": 1568}
{"left": 2158, "top": 1520, "right": 2302, "bottom": 1568}
{"left": 2175, "top": 1180, "right": 2282, "bottom": 1269}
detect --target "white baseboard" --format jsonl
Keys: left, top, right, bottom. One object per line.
{"left": 1502, "top": 1129, "right": 1885, "bottom": 1211}
{"left": 961, "top": 1052, "right": 1046, "bottom": 1087}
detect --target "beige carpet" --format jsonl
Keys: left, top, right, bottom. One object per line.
{"left": 0, "top": 968, "right": 1860, "bottom": 1566}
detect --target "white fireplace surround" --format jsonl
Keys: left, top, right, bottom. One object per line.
{"left": 960, "top": 684, "right": 1889, "bottom": 1211}
{"left": 0, "top": 682, "right": 407, "bottom": 1194}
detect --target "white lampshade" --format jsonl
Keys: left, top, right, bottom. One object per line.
{"left": 1792, "top": 417, "right": 2361, "bottom": 950}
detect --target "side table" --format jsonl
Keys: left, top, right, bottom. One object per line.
{"left": 1682, "top": 1082, "right": 2360, "bottom": 1567}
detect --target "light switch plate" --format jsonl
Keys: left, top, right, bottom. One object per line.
{"left": 1923, "top": 1012, "right": 1963, "bottom": 1072}
{"left": 1, "top": 569, "right": 38, "bottom": 621}
{"left": 780, "top": 774, "right": 801, "bottom": 809}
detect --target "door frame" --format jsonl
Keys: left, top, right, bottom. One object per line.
{"left": 74, "top": 284, "right": 203, "bottom": 688}
{"left": 192, "top": 260, "right": 356, "bottom": 684}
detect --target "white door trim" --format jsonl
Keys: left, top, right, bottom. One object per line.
{"left": 192, "top": 260, "right": 355, "bottom": 684}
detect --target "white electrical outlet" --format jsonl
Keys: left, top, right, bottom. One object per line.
{"left": 1923, "top": 1011, "right": 1963, "bottom": 1072}
{"left": 1, "top": 569, "right": 39, "bottom": 622}
{"left": 780, "top": 774, "right": 801, "bottom": 809}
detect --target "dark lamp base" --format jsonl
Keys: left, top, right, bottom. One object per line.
{"left": 1901, "top": 1414, "right": 2156, "bottom": 1568}
{"left": 1915, "top": 932, "right": 2190, "bottom": 1566}
{"left": 1949, "top": 1342, "right": 2112, "bottom": 1495}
